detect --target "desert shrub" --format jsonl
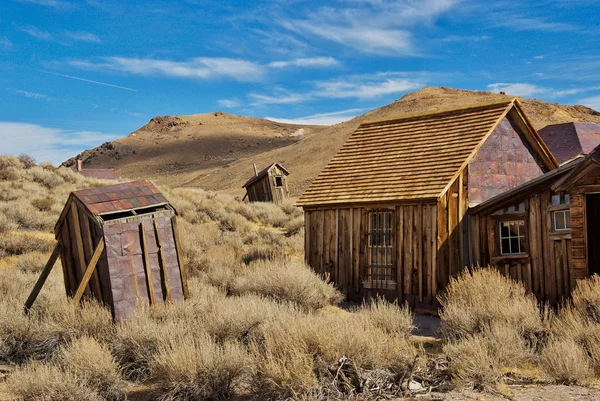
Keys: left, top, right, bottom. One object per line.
{"left": 110, "top": 315, "right": 174, "bottom": 381}
{"left": 0, "top": 200, "right": 55, "bottom": 230}
{"left": 0, "top": 213, "right": 17, "bottom": 233}
{"left": 571, "top": 274, "right": 600, "bottom": 323}
{"left": 241, "top": 244, "right": 286, "bottom": 265}
{"left": 278, "top": 199, "right": 302, "bottom": 217}
{"left": 18, "top": 153, "right": 36, "bottom": 169}
{"left": 0, "top": 168, "right": 19, "bottom": 181}
{"left": 284, "top": 215, "right": 304, "bottom": 236}
{"left": 354, "top": 296, "right": 414, "bottom": 338}
{"left": 38, "top": 161, "right": 55, "bottom": 170}
{"left": 0, "top": 154, "right": 23, "bottom": 170}
{"left": 58, "top": 336, "right": 124, "bottom": 400}
{"left": 0, "top": 231, "right": 55, "bottom": 257}
{"left": 445, "top": 333, "right": 501, "bottom": 390}
{"left": 15, "top": 250, "right": 48, "bottom": 272}
{"left": 7, "top": 362, "right": 103, "bottom": 401}
{"left": 438, "top": 267, "right": 544, "bottom": 340}
{"left": 152, "top": 334, "right": 252, "bottom": 401}
{"left": 230, "top": 260, "right": 343, "bottom": 310}
{"left": 32, "top": 196, "right": 55, "bottom": 211}
{"left": 31, "top": 165, "right": 64, "bottom": 189}
{"left": 541, "top": 337, "right": 593, "bottom": 384}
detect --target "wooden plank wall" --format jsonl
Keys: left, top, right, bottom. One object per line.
{"left": 471, "top": 190, "right": 573, "bottom": 303}
{"left": 247, "top": 176, "right": 273, "bottom": 203}
{"left": 304, "top": 202, "right": 438, "bottom": 305}
{"left": 570, "top": 193, "right": 587, "bottom": 284}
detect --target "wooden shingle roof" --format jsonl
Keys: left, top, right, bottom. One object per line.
{"left": 297, "top": 99, "right": 557, "bottom": 207}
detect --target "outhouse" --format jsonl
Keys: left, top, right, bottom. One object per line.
{"left": 243, "top": 162, "right": 290, "bottom": 204}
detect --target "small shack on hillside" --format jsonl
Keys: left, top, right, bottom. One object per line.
{"left": 71, "top": 158, "right": 118, "bottom": 180}
{"left": 25, "top": 180, "right": 188, "bottom": 321}
{"left": 296, "top": 99, "right": 558, "bottom": 310}
{"left": 471, "top": 145, "right": 600, "bottom": 304}
{"left": 539, "top": 122, "right": 600, "bottom": 164}
{"left": 243, "top": 162, "right": 290, "bottom": 204}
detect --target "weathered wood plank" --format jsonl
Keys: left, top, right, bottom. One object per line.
{"left": 72, "top": 239, "right": 105, "bottom": 305}
{"left": 171, "top": 216, "right": 190, "bottom": 299}
{"left": 437, "top": 195, "right": 449, "bottom": 290}
{"left": 140, "top": 222, "right": 156, "bottom": 305}
{"left": 70, "top": 203, "right": 92, "bottom": 298}
{"left": 353, "top": 208, "right": 361, "bottom": 293}
{"left": 25, "top": 243, "right": 61, "bottom": 312}
{"left": 414, "top": 204, "right": 423, "bottom": 301}
{"left": 403, "top": 205, "right": 414, "bottom": 296}
{"left": 79, "top": 210, "right": 102, "bottom": 301}
{"left": 154, "top": 219, "right": 173, "bottom": 303}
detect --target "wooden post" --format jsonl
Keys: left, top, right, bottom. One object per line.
{"left": 171, "top": 216, "right": 190, "bottom": 298}
{"left": 72, "top": 238, "right": 105, "bottom": 304}
{"left": 24, "top": 243, "right": 61, "bottom": 312}
{"left": 140, "top": 223, "right": 156, "bottom": 305}
{"left": 154, "top": 219, "right": 173, "bottom": 302}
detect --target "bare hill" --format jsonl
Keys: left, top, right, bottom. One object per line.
{"left": 68, "top": 87, "right": 600, "bottom": 196}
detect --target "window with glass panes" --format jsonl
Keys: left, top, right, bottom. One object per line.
{"left": 366, "top": 211, "right": 396, "bottom": 287}
{"left": 499, "top": 220, "right": 527, "bottom": 255}
{"left": 552, "top": 210, "right": 571, "bottom": 231}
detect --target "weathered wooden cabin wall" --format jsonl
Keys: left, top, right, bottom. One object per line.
{"left": 246, "top": 175, "right": 273, "bottom": 203}
{"left": 268, "top": 164, "right": 289, "bottom": 204}
{"left": 304, "top": 202, "right": 438, "bottom": 307}
{"left": 471, "top": 189, "right": 573, "bottom": 304}
{"left": 468, "top": 116, "right": 547, "bottom": 206}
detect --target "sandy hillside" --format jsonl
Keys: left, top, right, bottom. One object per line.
{"left": 68, "top": 87, "right": 600, "bottom": 196}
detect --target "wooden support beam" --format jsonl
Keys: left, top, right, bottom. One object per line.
{"left": 171, "top": 216, "right": 189, "bottom": 299}
{"left": 72, "top": 238, "right": 105, "bottom": 305}
{"left": 24, "top": 243, "right": 61, "bottom": 312}
{"left": 140, "top": 223, "right": 156, "bottom": 305}
{"left": 154, "top": 219, "right": 172, "bottom": 302}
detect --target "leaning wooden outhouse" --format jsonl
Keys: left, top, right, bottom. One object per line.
{"left": 243, "top": 162, "right": 290, "bottom": 204}
{"left": 26, "top": 180, "right": 188, "bottom": 321}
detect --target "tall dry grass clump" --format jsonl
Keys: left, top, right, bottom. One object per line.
{"left": 540, "top": 337, "right": 593, "bottom": 384}
{"left": 152, "top": 334, "right": 252, "bottom": 401}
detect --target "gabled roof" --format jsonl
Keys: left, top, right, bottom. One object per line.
{"left": 552, "top": 143, "right": 600, "bottom": 192}
{"left": 71, "top": 167, "right": 118, "bottom": 180}
{"left": 242, "top": 162, "right": 289, "bottom": 188}
{"left": 296, "top": 99, "right": 557, "bottom": 207}
{"left": 539, "top": 122, "right": 600, "bottom": 164}
{"left": 470, "top": 157, "right": 582, "bottom": 215}
{"left": 72, "top": 180, "right": 168, "bottom": 216}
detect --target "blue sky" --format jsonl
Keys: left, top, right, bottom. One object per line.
{"left": 1, "top": 0, "right": 599, "bottom": 164}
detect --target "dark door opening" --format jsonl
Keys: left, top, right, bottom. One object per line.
{"left": 586, "top": 194, "right": 600, "bottom": 276}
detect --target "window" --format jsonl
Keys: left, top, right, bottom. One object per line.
{"left": 499, "top": 220, "right": 527, "bottom": 255}
{"left": 553, "top": 210, "right": 571, "bottom": 231}
{"left": 365, "top": 211, "right": 396, "bottom": 288}
{"left": 274, "top": 176, "right": 283, "bottom": 187}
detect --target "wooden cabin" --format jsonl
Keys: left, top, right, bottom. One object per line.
{"left": 243, "top": 162, "right": 290, "bottom": 204}
{"left": 471, "top": 145, "right": 600, "bottom": 304}
{"left": 71, "top": 158, "right": 118, "bottom": 180}
{"left": 296, "top": 100, "right": 558, "bottom": 310}
{"left": 26, "top": 180, "right": 188, "bottom": 321}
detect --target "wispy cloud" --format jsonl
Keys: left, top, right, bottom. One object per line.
{"left": 110, "top": 108, "right": 145, "bottom": 118}
{"left": 0, "top": 37, "right": 12, "bottom": 49}
{"left": 487, "top": 82, "right": 545, "bottom": 97}
{"left": 268, "top": 57, "right": 339, "bottom": 69}
{"left": 493, "top": 16, "right": 573, "bottom": 32}
{"left": 279, "top": 0, "right": 463, "bottom": 55}
{"left": 250, "top": 72, "right": 425, "bottom": 105}
{"left": 16, "top": 0, "right": 72, "bottom": 9}
{"left": 12, "top": 90, "right": 49, "bottom": 100}
{"left": 70, "top": 57, "right": 265, "bottom": 82}
{"left": 579, "top": 95, "right": 600, "bottom": 112}
{"left": 65, "top": 31, "right": 100, "bottom": 43}
{"left": 217, "top": 98, "right": 241, "bottom": 108}
{"left": 265, "top": 108, "right": 367, "bottom": 125}
{"left": 0, "top": 121, "right": 117, "bottom": 164}
{"left": 441, "top": 35, "right": 491, "bottom": 43}
{"left": 19, "top": 25, "right": 53, "bottom": 41}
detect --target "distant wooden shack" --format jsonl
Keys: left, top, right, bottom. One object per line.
{"left": 26, "top": 180, "right": 188, "bottom": 321}
{"left": 243, "top": 163, "right": 290, "bottom": 204}
{"left": 71, "top": 159, "right": 118, "bottom": 180}
{"left": 297, "top": 100, "right": 558, "bottom": 310}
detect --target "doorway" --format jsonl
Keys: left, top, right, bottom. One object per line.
{"left": 586, "top": 194, "right": 600, "bottom": 276}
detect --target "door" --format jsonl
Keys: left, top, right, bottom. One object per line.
{"left": 586, "top": 194, "right": 600, "bottom": 276}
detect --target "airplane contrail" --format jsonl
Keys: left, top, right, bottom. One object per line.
{"left": 36, "top": 69, "right": 138, "bottom": 92}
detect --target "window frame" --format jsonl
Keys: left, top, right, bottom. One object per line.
{"left": 363, "top": 209, "right": 396, "bottom": 290}
{"left": 498, "top": 219, "right": 527, "bottom": 256}
{"left": 274, "top": 176, "right": 284, "bottom": 188}
{"left": 552, "top": 209, "right": 571, "bottom": 232}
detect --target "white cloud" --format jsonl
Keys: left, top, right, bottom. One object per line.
{"left": 441, "top": 35, "right": 491, "bottom": 43}
{"left": 265, "top": 108, "right": 367, "bottom": 125}
{"left": 19, "top": 25, "right": 53, "bottom": 41}
{"left": 0, "top": 122, "right": 118, "bottom": 164}
{"left": 13, "top": 90, "right": 48, "bottom": 100}
{"left": 493, "top": 16, "right": 573, "bottom": 32}
{"left": 65, "top": 31, "right": 101, "bottom": 43}
{"left": 580, "top": 95, "right": 600, "bottom": 112}
{"left": 0, "top": 37, "right": 12, "bottom": 49}
{"left": 70, "top": 57, "right": 265, "bottom": 82}
{"left": 16, "top": 0, "right": 72, "bottom": 9}
{"left": 250, "top": 72, "right": 425, "bottom": 105}
{"left": 217, "top": 98, "right": 241, "bottom": 108}
{"left": 486, "top": 83, "right": 545, "bottom": 97}
{"left": 268, "top": 57, "right": 339, "bottom": 69}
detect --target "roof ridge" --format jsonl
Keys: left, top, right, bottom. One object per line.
{"left": 360, "top": 99, "right": 515, "bottom": 127}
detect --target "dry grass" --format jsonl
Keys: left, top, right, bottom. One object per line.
{"left": 572, "top": 274, "right": 600, "bottom": 323}
{"left": 152, "top": 334, "right": 251, "bottom": 401}
{"left": 541, "top": 337, "right": 593, "bottom": 384}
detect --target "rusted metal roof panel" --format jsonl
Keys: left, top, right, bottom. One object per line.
{"left": 72, "top": 168, "right": 119, "bottom": 180}
{"left": 72, "top": 180, "right": 168, "bottom": 216}
{"left": 297, "top": 101, "right": 515, "bottom": 206}
{"left": 242, "top": 162, "right": 289, "bottom": 188}
{"left": 539, "top": 122, "right": 600, "bottom": 164}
